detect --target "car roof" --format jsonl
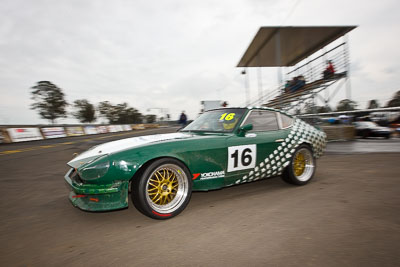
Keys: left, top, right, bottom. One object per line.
{"left": 206, "top": 106, "right": 293, "bottom": 117}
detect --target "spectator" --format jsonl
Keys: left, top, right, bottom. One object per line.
{"left": 289, "top": 75, "right": 306, "bottom": 93}
{"left": 323, "top": 60, "right": 335, "bottom": 79}
{"left": 290, "top": 76, "right": 299, "bottom": 92}
{"left": 297, "top": 75, "right": 306, "bottom": 87}
{"left": 179, "top": 111, "right": 187, "bottom": 126}
{"left": 284, "top": 80, "right": 292, "bottom": 93}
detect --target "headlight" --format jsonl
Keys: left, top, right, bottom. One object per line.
{"left": 78, "top": 155, "right": 110, "bottom": 180}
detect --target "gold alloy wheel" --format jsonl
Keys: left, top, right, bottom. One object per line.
{"left": 291, "top": 147, "right": 315, "bottom": 182}
{"left": 145, "top": 163, "right": 189, "bottom": 214}
{"left": 293, "top": 152, "right": 306, "bottom": 176}
{"left": 147, "top": 168, "right": 179, "bottom": 205}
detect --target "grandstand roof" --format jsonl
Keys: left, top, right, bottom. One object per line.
{"left": 237, "top": 26, "right": 357, "bottom": 67}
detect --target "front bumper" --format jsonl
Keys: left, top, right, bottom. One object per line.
{"left": 64, "top": 168, "right": 129, "bottom": 211}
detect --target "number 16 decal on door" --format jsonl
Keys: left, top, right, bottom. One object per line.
{"left": 227, "top": 145, "right": 256, "bottom": 172}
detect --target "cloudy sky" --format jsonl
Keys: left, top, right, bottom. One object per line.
{"left": 1, "top": 0, "right": 399, "bottom": 124}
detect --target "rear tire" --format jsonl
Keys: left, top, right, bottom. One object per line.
{"left": 131, "top": 158, "right": 192, "bottom": 220}
{"left": 282, "top": 144, "right": 315, "bottom": 185}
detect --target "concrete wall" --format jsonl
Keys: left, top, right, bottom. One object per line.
{"left": 0, "top": 124, "right": 159, "bottom": 144}
{"left": 321, "top": 125, "right": 355, "bottom": 141}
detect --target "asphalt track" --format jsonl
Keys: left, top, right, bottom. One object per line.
{"left": 0, "top": 128, "right": 399, "bottom": 266}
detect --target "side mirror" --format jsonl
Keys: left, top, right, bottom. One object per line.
{"left": 237, "top": 124, "right": 253, "bottom": 137}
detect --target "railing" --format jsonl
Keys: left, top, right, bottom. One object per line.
{"left": 287, "top": 43, "right": 347, "bottom": 76}
{"left": 245, "top": 42, "right": 349, "bottom": 108}
{"left": 285, "top": 48, "right": 347, "bottom": 85}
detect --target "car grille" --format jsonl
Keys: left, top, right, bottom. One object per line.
{"left": 70, "top": 169, "right": 84, "bottom": 184}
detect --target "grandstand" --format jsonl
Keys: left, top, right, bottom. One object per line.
{"left": 237, "top": 26, "right": 357, "bottom": 114}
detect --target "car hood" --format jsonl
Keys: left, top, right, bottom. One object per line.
{"left": 67, "top": 132, "right": 193, "bottom": 168}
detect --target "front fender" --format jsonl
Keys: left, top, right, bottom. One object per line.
{"left": 108, "top": 148, "right": 191, "bottom": 183}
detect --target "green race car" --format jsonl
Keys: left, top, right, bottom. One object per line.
{"left": 65, "top": 107, "right": 326, "bottom": 219}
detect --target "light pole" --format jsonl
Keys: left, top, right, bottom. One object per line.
{"left": 241, "top": 68, "right": 250, "bottom": 106}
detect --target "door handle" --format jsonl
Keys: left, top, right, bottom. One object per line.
{"left": 275, "top": 139, "right": 284, "bottom": 142}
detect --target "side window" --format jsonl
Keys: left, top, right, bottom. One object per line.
{"left": 281, "top": 114, "right": 294, "bottom": 128}
{"left": 243, "top": 110, "right": 279, "bottom": 131}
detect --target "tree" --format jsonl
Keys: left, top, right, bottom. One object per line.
{"left": 98, "top": 101, "right": 118, "bottom": 123}
{"left": 145, "top": 114, "right": 156, "bottom": 123}
{"left": 73, "top": 99, "right": 96, "bottom": 123}
{"left": 114, "top": 103, "right": 143, "bottom": 124}
{"left": 336, "top": 99, "right": 357, "bottom": 111}
{"left": 313, "top": 105, "right": 332, "bottom": 113}
{"left": 98, "top": 101, "right": 143, "bottom": 124}
{"left": 302, "top": 102, "right": 332, "bottom": 114}
{"left": 386, "top": 90, "right": 400, "bottom": 107}
{"left": 30, "top": 81, "right": 68, "bottom": 124}
{"left": 367, "top": 99, "right": 379, "bottom": 109}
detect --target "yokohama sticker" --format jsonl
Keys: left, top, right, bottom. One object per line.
{"left": 193, "top": 171, "right": 225, "bottom": 180}
{"left": 201, "top": 171, "right": 225, "bottom": 180}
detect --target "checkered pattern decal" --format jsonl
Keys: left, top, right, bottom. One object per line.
{"left": 234, "top": 119, "right": 326, "bottom": 185}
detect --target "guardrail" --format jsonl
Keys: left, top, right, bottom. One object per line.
{"left": 298, "top": 107, "right": 400, "bottom": 117}
{"left": 0, "top": 123, "right": 160, "bottom": 144}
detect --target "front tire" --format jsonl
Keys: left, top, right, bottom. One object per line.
{"left": 131, "top": 158, "right": 192, "bottom": 219}
{"left": 282, "top": 144, "right": 316, "bottom": 185}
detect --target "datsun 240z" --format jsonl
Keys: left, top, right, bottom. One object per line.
{"left": 65, "top": 107, "right": 327, "bottom": 219}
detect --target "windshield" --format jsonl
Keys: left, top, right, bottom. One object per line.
{"left": 181, "top": 108, "right": 246, "bottom": 133}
